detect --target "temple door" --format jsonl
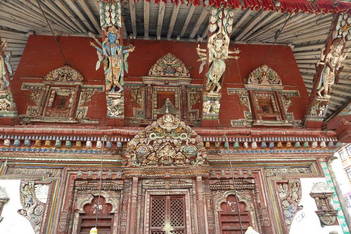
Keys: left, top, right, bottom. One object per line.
{"left": 150, "top": 195, "right": 186, "bottom": 234}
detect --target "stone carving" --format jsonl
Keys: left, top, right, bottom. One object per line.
{"left": 317, "top": 37, "right": 347, "bottom": 98}
{"left": 148, "top": 53, "right": 190, "bottom": 78}
{"left": 277, "top": 180, "right": 302, "bottom": 231}
{"left": 18, "top": 181, "right": 46, "bottom": 234}
{"left": 247, "top": 65, "right": 282, "bottom": 86}
{"left": 44, "top": 65, "right": 83, "bottom": 82}
{"left": 196, "top": 7, "right": 240, "bottom": 94}
{"left": 91, "top": 26, "right": 134, "bottom": 93}
{"left": 310, "top": 182, "right": 337, "bottom": 226}
{"left": 125, "top": 112, "right": 207, "bottom": 166}
{"left": 0, "top": 186, "right": 9, "bottom": 222}
{"left": 0, "top": 38, "right": 12, "bottom": 90}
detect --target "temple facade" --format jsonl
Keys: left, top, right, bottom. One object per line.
{"left": 0, "top": 0, "right": 351, "bottom": 234}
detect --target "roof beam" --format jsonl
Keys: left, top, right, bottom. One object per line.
{"left": 232, "top": 9, "right": 251, "bottom": 39}
{"left": 144, "top": 0, "right": 150, "bottom": 38}
{"left": 54, "top": 0, "right": 86, "bottom": 32}
{"left": 65, "top": 0, "right": 95, "bottom": 32}
{"left": 129, "top": 0, "right": 137, "bottom": 38}
{"left": 189, "top": 8, "right": 208, "bottom": 39}
{"left": 77, "top": 0, "right": 101, "bottom": 33}
{"left": 167, "top": 4, "right": 180, "bottom": 39}
{"left": 236, "top": 11, "right": 270, "bottom": 41}
{"left": 156, "top": 2, "right": 166, "bottom": 40}
{"left": 180, "top": 5, "right": 195, "bottom": 38}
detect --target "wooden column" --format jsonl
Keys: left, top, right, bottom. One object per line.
{"left": 128, "top": 177, "right": 138, "bottom": 234}
{"left": 196, "top": 176, "right": 209, "bottom": 234}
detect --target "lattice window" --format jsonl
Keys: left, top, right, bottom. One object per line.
{"left": 78, "top": 196, "right": 114, "bottom": 234}
{"left": 219, "top": 195, "right": 251, "bottom": 234}
{"left": 150, "top": 195, "right": 186, "bottom": 234}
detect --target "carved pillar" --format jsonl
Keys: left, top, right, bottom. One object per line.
{"left": 305, "top": 14, "right": 351, "bottom": 128}
{"left": 196, "top": 176, "right": 208, "bottom": 234}
{"left": 92, "top": 0, "right": 134, "bottom": 119}
{"left": 196, "top": 7, "right": 240, "bottom": 121}
{"left": 0, "top": 37, "right": 17, "bottom": 118}
{"left": 128, "top": 177, "right": 138, "bottom": 234}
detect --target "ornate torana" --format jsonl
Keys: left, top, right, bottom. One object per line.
{"left": 44, "top": 65, "right": 83, "bottom": 82}
{"left": 18, "top": 181, "right": 47, "bottom": 234}
{"left": 247, "top": 65, "right": 282, "bottom": 86}
{"left": 125, "top": 113, "right": 207, "bottom": 167}
{"left": 148, "top": 53, "right": 190, "bottom": 78}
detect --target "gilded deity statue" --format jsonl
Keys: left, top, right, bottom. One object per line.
{"left": 317, "top": 37, "right": 347, "bottom": 98}
{"left": 197, "top": 27, "right": 239, "bottom": 94}
{"left": 91, "top": 26, "right": 134, "bottom": 93}
{"left": 0, "top": 38, "right": 13, "bottom": 91}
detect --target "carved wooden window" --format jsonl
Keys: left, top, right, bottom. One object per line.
{"left": 219, "top": 195, "right": 251, "bottom": 234}
{"left": 150, "top": 195, "right": 186, "bottom": 234}
{"left": 250, "top": 91, "right": 283, "bottom": 122}
{"left": 77, "top": 196, "right": 113, "bottom": 234}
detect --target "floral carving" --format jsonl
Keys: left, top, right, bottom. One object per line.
{"left": 18, "top": 181, "right": 47, "bottom": 234}
{"left": 277, "top": 180, "right": 302, "bottom": 231}
{"left": 148, "top": 53, "right": 190, "bottom": 78}
{"left": 247, "top": 65, "right": 281, "bottom": 86}
{"left": 44, "top": 65, "right": 83, "bottom": 82}
{"left": 125, "top": 113, "right": 207, "bottom": 167}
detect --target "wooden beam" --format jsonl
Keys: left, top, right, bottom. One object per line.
{"left": 144, "top": 0, "right": 150, "bottom": 38}
{"left": 167, "top": 4, "right": 180, "bottom": 39}
{"left": 156, "top": 2, "right": 166, "bottom": 40}
{"left": 242, "top": 11, "right": 279, "bottom": 41}
{"left": 129, "top": 0, "right": 137, "bottom": 38}
{"left": 189, "top": 8, "right": 208, "bottom": 39}
{"left": 54, "top": 0, "right": 86, "bottom": 32}
{"left": 232, "top": 9, "right": 251, "bottom": 39}
{"left": 180, "top": 5, "right": 195, "bottom": 37}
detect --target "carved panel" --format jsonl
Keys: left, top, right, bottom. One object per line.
{"left": 125, "top": 113, "right": 207, "bottom": 167}
{"left": 276, "top": 180, "right": 302, "bottom": 232}
{"left": 148, "top": 53, "right": 190, "bottom": 78}
{"left": 18, "top": 181, "right": 47, "bottom": 234}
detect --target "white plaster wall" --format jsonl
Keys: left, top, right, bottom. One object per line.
{"left": 0, "top": 179, "right": 34, "bottom": 234}
{"left": 289, "top": 177, "right": 342, "bottom": 234}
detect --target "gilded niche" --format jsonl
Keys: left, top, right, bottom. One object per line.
{"left": 125, "top": 112, "right": 207, "bottom": 167}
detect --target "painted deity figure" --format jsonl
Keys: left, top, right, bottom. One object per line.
{"left": 91, "top": 26, "right": 134, "bottom": 93}
{"left": 317, "top": 37, "right": 347, "bottom": 98}
{"left": 0, "top": 39, "right": 12, "bottom": 90}
{"left": 197, "top": 28, "right": 239, "bottom": 94}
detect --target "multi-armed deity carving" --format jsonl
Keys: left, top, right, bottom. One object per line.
{"left": 196, "top": 7, "right": 239, "bottom": 119}
{"left": 125, "top": 111, "right": 208, "bottom": 167}
{"left": 91, "top": 0, "right": 134, "bottom": 118}
{"left": 0, "top": 38, "right": 16, "bottom": 116}
{"left": 308, "top": 14, "right": 350, "bottom": 120}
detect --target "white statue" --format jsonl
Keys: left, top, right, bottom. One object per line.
{"left": 317, "top": 37, "right": 347, "bottom": 98}
{"left": 0, "top": 38, "right": 13, "bottom": 90}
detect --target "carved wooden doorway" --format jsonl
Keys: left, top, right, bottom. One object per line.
{"left": 150, "top": 195, "right": 186, "bottom": 234}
